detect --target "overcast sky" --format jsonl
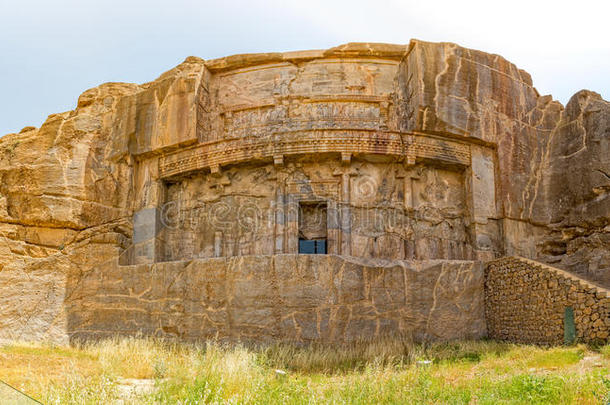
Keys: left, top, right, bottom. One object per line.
{"left": 1, "top": 0, "right": 608, "bottom": 136}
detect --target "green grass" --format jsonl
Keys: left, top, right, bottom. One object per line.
{"left": 601, "top": 345, "right": 610, "bottom": 359}
{"left": 0, "top": 337, "right": 609, "bottom": 404}
{"left": 527, "top": 346, "right": 584, "bottom": 368}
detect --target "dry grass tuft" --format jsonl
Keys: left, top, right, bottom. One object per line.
{"left": 260, "top": 334, "right": 415, "bottom": 373}
{"left": 0, "top": 338, "right": 608, "bottom": 404}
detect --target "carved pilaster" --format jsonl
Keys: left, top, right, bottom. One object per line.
{"left": 333, "top": 166, "right": 358, "bottom": 256}
{"left": 272, "top": 168, "right": 287, "bottom": 254}
{"left": 395, "top": 164, "right": 420, "bottom": 210}
{"left": 469, "top": 145, "right": 499, "bottom": 261}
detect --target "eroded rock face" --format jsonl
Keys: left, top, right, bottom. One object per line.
{"left": 535, "top": 91, "right": 610, "bottom": 285}
{"left": 0, "top": 60, "right": 207, "bottom": 342}
{"left": 0, "top": 40, "right": 607, "bottom": 344}
{"left": 0, "top": 82, "right": 139, "bottom": 343}
{"left": 67, "top": 255, "right": 486, "bottom": 343}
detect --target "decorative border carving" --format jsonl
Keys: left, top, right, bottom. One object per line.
{"left": 286, "top": 180, "right": 340, "bottom": 199}
{"left": 159, "top": 130, "right": 471, "bottom": 179}
{"left": 218, "top": 95, "right": 390, "bottom": 138}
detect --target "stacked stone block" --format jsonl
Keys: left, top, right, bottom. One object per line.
{"left": 485, "top": 256, "right": 610, "bottom": 344}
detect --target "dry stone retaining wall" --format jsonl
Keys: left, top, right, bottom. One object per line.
{"left": 485, "top": 256, "right": 610, "bottom": 344}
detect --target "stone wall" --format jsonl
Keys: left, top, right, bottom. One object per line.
{"left": 485, "top": 256, "right": 610, "bottom": 344}
{"left": 66, "top": 255, "right": 486, "bottom": 344}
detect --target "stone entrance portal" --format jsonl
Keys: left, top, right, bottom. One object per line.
{"left": 298, "top": 201, "right": 328, "bottom": 254}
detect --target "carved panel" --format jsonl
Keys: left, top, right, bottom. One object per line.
{"left": 222, "top": 104, "right": 286, "bottom": 139}
{"left": 158, "top": 158, "right": 471, "bottom": 262}
{"left": 219, "top": 98, "right": 386, "bottom": 139}
{"left": 286, "top": 180, "right": 339, "bottom": 200}
{"left": 349, "top": 163, "right": 470, "bottom": 260}
{"left": 287, "top": 59, "right": 399, "bottom": 96}
{"left": 411, "top": 135, "right": 471, "bottom": 165}
{"left": 158, "top": 131, "right": 471, "bottom": 179}
{"left": 289, "top": 100, "right": 382, "bottom": 131}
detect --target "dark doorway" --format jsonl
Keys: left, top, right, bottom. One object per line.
{"left": 298, "top": 201, "right": 327, "bottom": 254}
{"left": 298, "top": 239, "right": 327, "bottom": 254}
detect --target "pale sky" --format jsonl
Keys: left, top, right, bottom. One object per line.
{"left": 1, "top": 0, "right": 608, "bottom": 136}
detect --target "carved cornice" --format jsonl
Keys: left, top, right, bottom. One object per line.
{"left": 158, "top": 130, "right": 471, "bottom": 179}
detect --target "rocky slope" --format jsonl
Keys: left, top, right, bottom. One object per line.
{"left": 0, "top": 58, "right": 208, "bottom": 342}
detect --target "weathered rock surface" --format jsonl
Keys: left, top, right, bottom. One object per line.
{"left": 67, "top": 255, "right": 485, "bottom": 343}
{"left": 0, "top": 40, "right": 607, "bottom": 344}
{"left": 0, "top": 57, "right": 212, "bottom": 342}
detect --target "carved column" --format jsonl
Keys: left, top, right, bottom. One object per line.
{"left": 285, "top": 193, "right": 299, "bottom": 254}
{"left": 395, "top": 164, "right": 419, "bottom": 259}
{"left": 340, "top": 172, "right": 352, "bottom": 256}
{"left": 272, "top": 161, "right": 286, "bottom": 254}
{"left": 326, "top": 200, "right": 340, "bottom": 254}
{"left": 214, "top": 231, "right": 223, "bottom": 257}
{"left": 333, "top": 158, "right": 357, "bottom": 256}
{"left": 395, "top": 165, "right": 420, "bottom": 210}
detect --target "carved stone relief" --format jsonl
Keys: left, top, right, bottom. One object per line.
{"left": 159, "top": 157, "right": 470, "bottom": 262}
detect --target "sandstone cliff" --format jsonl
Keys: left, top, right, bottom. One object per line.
{"left": 397, "top": 40, "right": 609, "bottom": 284}
{"left": 0, "top": 58, "right": 208, "bottom": 342}
{"left": 0, "top": 40, "right": 607, "bottom": 344}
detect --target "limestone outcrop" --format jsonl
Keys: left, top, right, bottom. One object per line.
{"left": 0, "top": 40, "right": 607, "bottom": 344}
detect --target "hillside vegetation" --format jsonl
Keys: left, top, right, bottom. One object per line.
{"left": 1, "top": 337, "right": 609, "bottom": 404}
